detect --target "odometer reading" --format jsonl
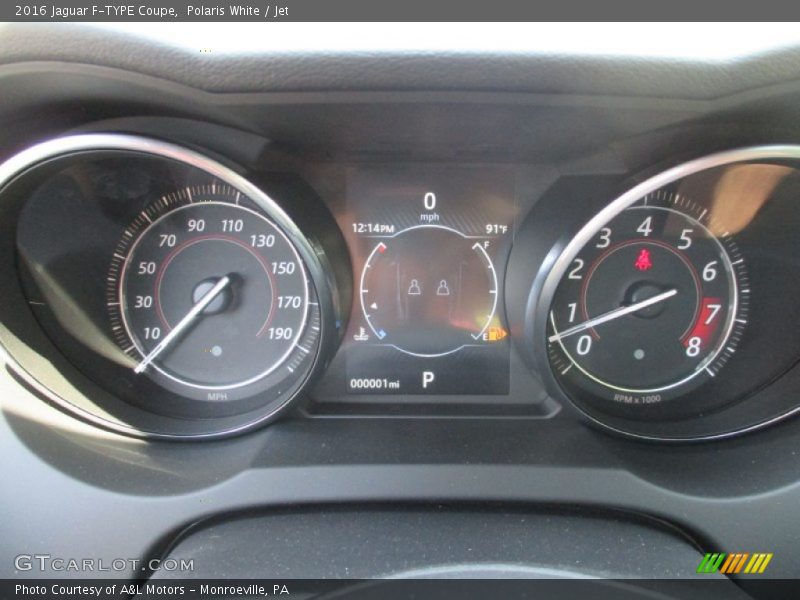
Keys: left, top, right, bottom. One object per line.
{"left": 341, "top": 165, "right": 515, "bottom": 396}
{"left": 547, "top": 192, "right": 748, "bottom": 405}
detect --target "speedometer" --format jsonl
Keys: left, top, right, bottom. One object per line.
{"left": 109, "top": 185, "right": 316, "bottom": 402}
{"left": 6, "top": 134, "right": 344, "bottom": 438}
{"left": 547, "top": 191, "right": 748, "bottom": 406}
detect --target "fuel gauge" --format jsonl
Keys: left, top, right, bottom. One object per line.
{"left": 359, "top": 224, "right": 498, "bottom": 357}
{"left": 341, "top": 165, "right": 515, "bottom": 396}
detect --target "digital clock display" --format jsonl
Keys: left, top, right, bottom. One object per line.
{"left": 341, "top": 166, "right": 516, "bottom": 395}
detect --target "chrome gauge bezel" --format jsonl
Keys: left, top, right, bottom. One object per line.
{"left": 532, "top": 145, "right": 800, "bottom": 442}
{"left": 0, "top": 134, "right": 338, "bottom": 439}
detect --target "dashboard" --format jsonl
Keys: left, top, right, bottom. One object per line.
{"left": 4, "top": 22, "right": 800, "bottom": 591}
{"left": 8, "top": 135, "right": 800, "bottom": 442}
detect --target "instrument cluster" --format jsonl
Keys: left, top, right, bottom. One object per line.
{"left": 4, "top": 134, "right": 800, "bottom": 440}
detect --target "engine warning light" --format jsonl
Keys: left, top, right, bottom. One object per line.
{"left": 634, "top": 248, "right": 653, "bottom": 271}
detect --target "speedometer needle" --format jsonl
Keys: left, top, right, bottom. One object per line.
{"left": 134, "top": 275, "right": 232, "bottom": 374}
{"left": 548, "top": 288, "right": 678, "bottom": 343}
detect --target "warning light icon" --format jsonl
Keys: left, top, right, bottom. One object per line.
{"left": 483, "top": 326, "right": 508, "bottom": 342}
{"left": 634, "top": 248, "right": 653, "bottom": 271}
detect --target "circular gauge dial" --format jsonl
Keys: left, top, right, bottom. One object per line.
{"left": 108, "top": 183, "right": 320, "bottom": 405}
{"left": 359, "top": 225, "right": 498, "bottom": 357}
{"left": 547, "top": 192, "right": 748, "bottom": 405}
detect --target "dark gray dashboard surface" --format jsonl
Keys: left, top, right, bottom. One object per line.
{"left": 3, "top": 23, "right": 800, "bottom": 588}
{"left": 149, "top": 508, "right": 721, "bottom": 579}
{"left": 1, "top": 24, "right": 800, "bottom": 99}
{"left": 5, "top": 365, "right": 800, "bottom": 579}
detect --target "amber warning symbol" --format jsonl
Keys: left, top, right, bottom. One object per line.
{"left": 482, "top": 326, "right": 508, "bottom": 342}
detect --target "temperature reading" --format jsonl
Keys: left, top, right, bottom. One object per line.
{"left": 344, "top": 165, "right": 515, "bottom": 396}
{"left": 359, "top": 225, "right": 499, "bottom": 357}
{"left": 486, "top": 224, "right": 509, "bottom": 235}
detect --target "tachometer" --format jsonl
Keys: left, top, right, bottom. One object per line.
{"left": 547, "top": 191, "right": 748, "bottom": 406}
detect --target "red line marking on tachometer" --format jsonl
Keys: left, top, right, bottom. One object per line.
{"left": 682, "top": 297, "right": 722, "bottom": 348}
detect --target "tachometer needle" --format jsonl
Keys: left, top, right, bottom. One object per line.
{"left": 548, "top": 288, "right": 678, "bottom": 343}
{"left": 134, "top": 275, "right": 232, "bottom": 374}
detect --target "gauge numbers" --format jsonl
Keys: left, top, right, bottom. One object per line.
{"left": 548, "top": 192, "right": 748, "bottom": 405}
{"left": 108, "top": 183, "right": 320, "bottom": 404}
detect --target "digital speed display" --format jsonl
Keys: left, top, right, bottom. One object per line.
{"left": 342, "top": 166, "right": 515, "bottom": 395}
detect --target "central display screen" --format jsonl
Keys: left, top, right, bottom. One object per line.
{"left": 342, "top": 166, "right": 515, "bottom": 395}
